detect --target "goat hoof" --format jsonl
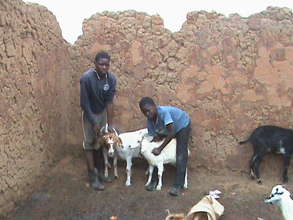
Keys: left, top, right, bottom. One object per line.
{"left": 125, "top": 183, "right": 131, "bottom": 187}
{"left": 99, "top": 175, "right": 114, "bottom": 183}
{"left": 250, "top": 170, "right": 255, "bottom": 179}
{"left": 156, "top": 186, "right": 162, "bottom": 191}
{"left": 145, "top": 183, "right": 157, "bottom": 191}
{"left": 257, "top": 179, "right": 262, "bottom": 184}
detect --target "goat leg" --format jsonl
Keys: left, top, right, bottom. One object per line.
{"left": 125, "top": 157, "right": 132, "bottom": 186}
{"left": 102, "top": 147, "right": 109, "bottom": 178}
{"left": 184, "top": 168, "right": 188, "bottom": 189}
{"left": 156, "top": 164, "right": 164, "bottom": 190}
{"left": 253, "top": 155, "right": 263, "bottom": 184}
{"left": 249, "top": 154, "right": 257, "bottom": 180}
{"left": 282, "top": 155, "right": 291, "bottom": 183}
{"left": 114, "top": 155, "right": 118, "bottom": 178}
{"left": 145, "top": 165, "right": 154, "bottom": 186}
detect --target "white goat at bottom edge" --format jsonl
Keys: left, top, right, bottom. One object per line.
{"left": 101, "top": 128, "right": 148, "bottom": 186}
{"left": 264, "top": 184, "right": 293, "bottom": 220}
{"left": 140, "top": 136, "right": 189, "bottom": 191}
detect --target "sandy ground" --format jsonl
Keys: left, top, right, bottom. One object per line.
{"left": 5, "top": 153, "right": 289, "bottom": 220}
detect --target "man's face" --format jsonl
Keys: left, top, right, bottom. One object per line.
{"left": 95, "top": 58, "right": 110, "bottom": 77}
{"left": 140, "top": 104, "right": 157, "bottom": 121}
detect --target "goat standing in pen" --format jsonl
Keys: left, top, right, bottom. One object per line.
{"left": 99, "top": 125, "right": 120, "bottom": 180}
{"left": 264, "top": 185, "right": 293, "bottom": 220}
{"left": 100, "top": 127, "right": 148, "bottom": 186}
{"left": 139, "top": 97, "right": 192, "bottom": 196}
{"left": 239, "top": 125, "right": 293, "bottom": 184}
{"left": 140, "top": 136, "right": 189, "bottom": 191}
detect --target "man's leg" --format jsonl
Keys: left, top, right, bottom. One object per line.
{"left": 93, "top": 110, "right": 113, "bottom": 182}
{"left": 82, "top": 112, "right": 104, "bottom": 190}
{"left": 93, "top": 149, "right": 104, "bottom": 171}
{"left": 85, "top": 150, "right": 96, "bottom": 172}
{"left": 169, "top": 123, "right": 191, "bottom": 196}
{"left": 93, "top": 148, "right": 113, "bottom": 182}
{"left": 145, "top": 167, "right": 159, "bottom": 191}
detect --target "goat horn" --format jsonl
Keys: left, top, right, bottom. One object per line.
{"left": 100, "top": 126, "right": 105, "bottom": 134}
{"left": 112, "top": 127, "right": 118, "bottom": 136}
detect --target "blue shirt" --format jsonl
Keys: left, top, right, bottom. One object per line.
{"left": 147, "top": 106, "right": 190, "bottom": 136}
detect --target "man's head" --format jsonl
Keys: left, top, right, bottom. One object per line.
{"left": 94, "top": 51, "right": 111, "bottom": 77}
{"left": 139, "top": 97, "right": 157, "bottom": 121}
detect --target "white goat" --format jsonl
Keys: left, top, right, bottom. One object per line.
{"left": 264, "top": 185, "right": 293, "bottom": 220}
{"left": 101, "top": 128, "right": 148, "bottom": 186}
{"left": 99, "top": 125, "right": 120, "bottom": 180}
{"left": 140, "top": 136, "right": 189, "bottom": 190}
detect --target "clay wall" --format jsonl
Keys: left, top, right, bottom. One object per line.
{"left": 72, "top": 8, "right": 293, "bottom": 172}
{"left": 0, "top": 0, "right": 79, "bottom": 216}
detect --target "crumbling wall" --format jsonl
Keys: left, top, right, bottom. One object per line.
{"left": 0, "top": 0, "right": 79, "bottom": 216}
{"left": 72, "top": 7, "right": 293, "bottom": 173}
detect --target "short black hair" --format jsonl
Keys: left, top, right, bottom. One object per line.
{"left": 139, "top": 97, "right": 156, "bottom": 109}
{"left": 95, "top": 51, "right": 111, "bottom": 63}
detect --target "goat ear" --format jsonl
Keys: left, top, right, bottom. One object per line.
{"left": 100, "top": 126, "right": 105, "bottom": 135}
{"left": 105, "top": 123, "right": 109, "bottom": 133}
{"left": 111, "top": 127, "right": 118, "bottom": 136}
{"left": 117, "top": 137, "right": 123, "bottom": 145}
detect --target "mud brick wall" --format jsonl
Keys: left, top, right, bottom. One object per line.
{"left": 0, "top": 0, "right": 79, "bottom": 216}
{"left": 72, "top": 8, "right": 293, "bottom": 173}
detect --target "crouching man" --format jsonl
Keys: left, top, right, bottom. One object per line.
{"left": 80, "top": 51, "right": 117, "bottom": 190}
{"left": 139, "top": 97, "right": 191, "bottom": 196}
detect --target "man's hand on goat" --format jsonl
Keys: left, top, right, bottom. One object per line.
{"left": 152, "top": 147, "right": 162, "bottom": 155}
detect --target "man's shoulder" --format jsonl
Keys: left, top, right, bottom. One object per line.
{"left": 107, "top": 72, "right": 116, "bottom": 80}
{"left": 80, "top": 69, "right": 95, "bottom": 79}
{"left": 159, "top": 106, "right": 186, "bottom": 115}
{"left": 158, "top": 106, "right": 172, "bottom": 112}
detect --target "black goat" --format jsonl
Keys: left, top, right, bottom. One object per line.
{"left": 239, "top": 125, "right": 293, "bottom": 184}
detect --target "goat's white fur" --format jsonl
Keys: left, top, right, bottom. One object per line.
{"left": 102, "top": 128, "right": 148, "bottom": 186}
{"left": 140, "top": 136, "right": 189, "bottom": 191}
{"left": 100, "top": 124, "right": 120, "bottom": 179}
{"left": 264, "top": 185, "right": 293, "bottom": 220}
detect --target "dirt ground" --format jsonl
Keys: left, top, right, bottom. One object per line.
{"left": 6, "top": 152, "right": 288, "bottom": 220}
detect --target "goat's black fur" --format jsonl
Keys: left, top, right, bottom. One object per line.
{"left": 239, "top": 125, "right": 293, "bottom": 184}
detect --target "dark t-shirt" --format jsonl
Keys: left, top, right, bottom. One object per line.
{"left": 80, "top": 68, "right": 116, "bottom": 125}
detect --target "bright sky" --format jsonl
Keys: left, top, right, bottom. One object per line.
{"left": 24, "top": 0, "right": 293, "bottom": 44}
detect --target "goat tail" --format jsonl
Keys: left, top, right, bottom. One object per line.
{"left": 239, "top": 139, "right": 249, "bottom": 145}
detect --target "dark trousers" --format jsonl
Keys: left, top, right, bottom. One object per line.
{"left": 151, "top": 123, "right": 191, "bottom": 187}
{"left": 93, "top": 148, "right": 105, "bottom": 172}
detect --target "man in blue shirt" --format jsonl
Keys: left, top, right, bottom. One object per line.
{"left": 80, "top": 51, "right": 116, "bottom": 190}
{"left": 139, "top": 97, "right": 191, "bottom": 196}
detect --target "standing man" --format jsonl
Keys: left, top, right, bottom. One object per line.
{"left": 80, "top": 51, "right": 117, "bottom": 190}
{"left": 139, "top": 97, "right": 191, "bottom": 196}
